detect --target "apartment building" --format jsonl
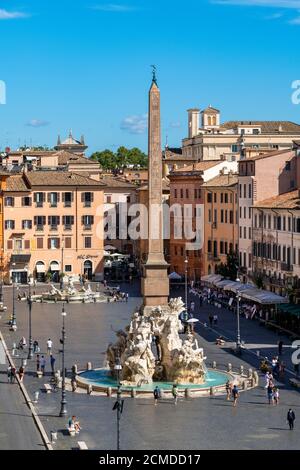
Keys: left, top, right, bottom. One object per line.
{"left": 252, "top": 190, "right": 300, "bottom": 299}
{"left": 2, "top": 171, "right": 105, "bottom": 283}
{"left": 202, "top": 172, "right": 238, "bottom": 276}
{"left": 238, "top": 147, "right": 299, "bottom": 281}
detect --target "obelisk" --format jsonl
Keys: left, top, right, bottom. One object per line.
{"left": 142, "top": 69, "right": 169, "bottom": 308}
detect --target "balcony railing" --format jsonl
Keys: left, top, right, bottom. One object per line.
{"left": 83, "top": 224, "right": 92, "bottom": 231}
{"left": 50, "top": 225, "right": 58, "bottom": 231}
{"left": 36, "top": 225, "right": 44, "bottom": 231}
{"left": 64, "top": 224, "right": 72, "bottom": 231}
{"left": 281, "top": 262, "right": 293, "bottom": 272}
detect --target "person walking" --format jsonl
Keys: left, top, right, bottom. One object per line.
{"left": 50, "top": 354, "right": 56, "bottom": 375}
{"left": 267, "top": 384, "right": 273, "bottom": 405}
{"left": 273, "top": 387, "right": 279, "bottom": 405}
{"left": 208, "top": 314, "right": 213, "bottom": 328}
{"left": 172, "top": 384, "right": 178, "bottom": 405}
{"left": 40, "top": 355, "right": 46, "bottom": 376}
{"left": 153, "top": 385, "right": 161, "bottom": 406}
{"left": 278, "top": 340, "right": 284, "bottom": 356}
{"left": 10, "top": 366, "right": 16, "bottom": 384}
{"left": 190, "top": 301, "right": 195, "bottom": 313}
{"left": 125, "top": 293, "right": 129, "bottom": 303}
{"left": 294, "top": 363, "right": 299, "bottom": 377}
{"left": 33, "top": 340, "right": 40, "bottom": 354}
{"left": 213, "top": 314, "right": 218, "bottom": 326}
{"left": 226, "top": 380, "right": 232, "bottom": 401}
{"left": 287, "top": 409, "right": 296, "bottom": 430}
{"left": 47, "top": 338, "right": 53, "bottom": 355}
{"left": 7, "top": 365, "right": 11, "bottom": 383}
{"left": 232, "top": 384, "right": 239, "bottom": 407}
{"left": 36, "top": 354, "right": 41, "bottom": 373}
{"left": 18, "top": 365, "right": 25, "bottom": 382}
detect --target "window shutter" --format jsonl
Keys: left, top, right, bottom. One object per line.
{"left": 34, "top": 216, "right": 37, "bottom": 225}
{"left": 57, "top": 193, "right": 60, "bottom": 203}
{"left": 43, "top": 216, "right": 46, "bottom": 225}
{"left": 43, "top": 193, "right": 46, "bottom": 202}
{"left": 48, "top": 239, "right": 51, "bottom": 249}
{"left": 91, "top": 216, "right": 94, "bottom": 224}
{"left": 71, "top": 192, "right": 74, "bottom": 202}
{"left": 81, "top": 193, "right": 84, "bottom": 203}
{"left": 57, "top": 216, "right": 60, "bottom": 225}
{"left": 57, "top": 239, "right": 60, "bottom": 249}
{"left": 71, "top": 216, "right": 74, "bottom": 225}
{"left": 47, "top": 193, "right": 51, "bottom": 203}
{"left": 62, "top": 193, "right": 65, "bottom": 202}
{"left": 48, "top": 216, "right": 51, "bottom": 225}
{"left": 7, "top": 240, "right": 13, "bottom": 250}
{"left": 62, "top": 216, "right": 65, "bottom": 225}
{"left": 25, "top": 240, "right": 30, "bottom": 250}
{"left": 82, "top": 216, "right": 84, "bottom": 225}
{"left": 34, "top": 193, "right": 37, "bottom": 203}
{"left": 12, "top": 221, "right": 15, "bottom": 230}
{"left": 91, "top": 193, "right": 94, "bottom": 202}
{"left": 21, "top": 197, "right": 25, "bottom": 206}
{"left": 29, "top": 197, "right": 32, "bottom": 206}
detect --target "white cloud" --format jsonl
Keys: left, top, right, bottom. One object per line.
{"left": 120, "top": 114, "right": 148, "bottom": 134}
{"left": 212, "top": 0, "right": 300, "bottom": 7}
{"left": 169, "top": 121, "right": 181, "bottom": 129}
{"left": 91, "top": 4, "right": 135, "bottom": 12}
{"left": 0, "top": 9, "right": 29, "bottom": 20}
{"left": 265, "top": 12, "right": 284, "bottom": 18}
{"left": 289, "top": 14, "right": 300, "bottom": 22}
{"left": 26, "top": 119, "right": 50, "bottom": 128}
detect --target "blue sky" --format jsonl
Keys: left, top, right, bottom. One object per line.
{"left": 0, "top": 0, "right": 300, "bottom": 154}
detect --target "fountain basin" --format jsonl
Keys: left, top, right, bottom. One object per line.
{"left": 76, "top": 368, "right": 234, "bottom": 396}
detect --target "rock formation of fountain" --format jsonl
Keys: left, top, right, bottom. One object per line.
{"left": 106, "top": 297, "right": 206, "bottom": 386}
{"left": 27, "top": 280, "right": 106, "bottom": 303}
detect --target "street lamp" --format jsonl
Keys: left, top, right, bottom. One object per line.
{"left": 184, "top": 256, "right": 189, "bottom": 312}
{"left": 0, "top": 254, "right": 4, "bottom": 305}
{"left": 27, "top": 282, "right": 33, "bottom": 360}
{"left": 59, "top": 304, "right": 67, "bottom": 417}
{"left": 236, "top": 278, "right": 241, "bottom": 354}
{"left": 10, "top": 263, "right": 17, "bottom": 331}
{"left": 113, "top": 354, "right": 123, "bottom": 451}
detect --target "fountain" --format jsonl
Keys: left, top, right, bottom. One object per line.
{"left": 23, "top": 280, "right": 107, "bottom": 304}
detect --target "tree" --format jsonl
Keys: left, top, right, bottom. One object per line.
{"left": 216, "top": 250, "right": 239, "bottom": 281}
{"left": 90, "top": 146, "right": 147, "bottom": 171}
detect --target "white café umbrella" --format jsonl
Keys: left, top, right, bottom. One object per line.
{"left": 187, "top": 318, "right": 199, "bottom": 323}
{"left": 169, "top": 272, "right": 182, "bottom": 280}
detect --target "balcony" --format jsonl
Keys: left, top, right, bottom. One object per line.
{"left": 36, "top": 225, "right": 44, "bottom": 232}
{"left": 83, "top": 224, "right": 92, "bottom": 231}
{"left": 64, "top": 202, "right": 72, "bottom": 208}
{"left": 84, "top": 201, "right": 92, "bottom": 208}
{"left": 50, "top": 225, "right": 58, "bottom": 231}
{"left": 208, "top": 253, "right": 220, "bottom": 262}
{"left": 36, "top": 202, "right": 43, "bottom": 208}
{"left": 64, "top": 224, "right": 72, "bottom": 231}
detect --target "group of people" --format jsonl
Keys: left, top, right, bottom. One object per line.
{"left": 106, "top": 287, "right": 129, "bottom": 303}
{"left": 225, "top": 381, "right": 239, "bottom": 406}
{"left": 153, "top": 384, "right": 179, "bottom": 405}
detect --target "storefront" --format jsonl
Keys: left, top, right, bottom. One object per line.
{"left": 10, "top": 254, "right": 31, "bottom": 284}
{"left": 50, "top": 261, "right": 60, "bottom": 282}
{"left": 83, "top": 260, "right": 93, "bottom": 281}
{"left": 35, "top": 261, "right": 46, "bottom": 282}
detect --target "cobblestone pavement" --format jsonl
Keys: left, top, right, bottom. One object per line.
{"left": 0, "top": 282, "right": 300, "bottom": 450}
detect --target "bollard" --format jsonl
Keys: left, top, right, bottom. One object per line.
{"left": 248, "top": 368, "right": 253, "bottom": 378}
{"left": 240, "top": 365, "right": 244, "bottom": 376}
{"left": 87, "top": 384, "right": 92, "bottom": 395}
{"left": 106, "top": 387, "right": 112, "bottom": 397}
{"left": 185, "top": 388, "right": 191, "bottom": 399}
{"left": 131, "top": 389, "right": 136, "bottom": 398}
{"left": 210, "top": 386, "right": 214, "bottom": 396}
{"left": 212, "top": 361, "right": 217, "bottom": 369}
{"left": 227, "top": 363, "right": 232, "bottom": 372}
{"left": 86, "top": 362, "right": 92, "bottom": 371}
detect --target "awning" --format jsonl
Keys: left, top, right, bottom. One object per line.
{"left": 201, "top": 274, "right": 223, "bottom": 285}
{"left": 240, "top": 288, "right": 289, "bottom": 305}
{"left": 36, "top": 264, "right": 46, "bottom": 273}
{"left": 215, "top": 279, "right": 235, "bottom": 288}
{"left": 169, "top": 272, "right": 182, "bottom": 280}
{"left": 10, "top": 254, "right": 31, "bottom": 266}
{"left": 104, "top": 245, "right": 117, "bottom": 251}
{"left": 278, "top": 304, "right": 300, "bottom": 317}
{"left": 50, "top": 262, "right": 60, "bottom": 271}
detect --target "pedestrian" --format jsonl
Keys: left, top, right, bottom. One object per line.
{"left": 294, "top": 363, "right": 299, "bottom": 377}
{"left": 273, "top": 387, "right": 279, "bottom": 405}
{"left": 153, "top": 385, "right": 161, "bottom": 405}
{"left": 208, "top": 314, "right": 213, "bottom": 327}
{"left": 7, "top": 365, "right": 11, "bottom": 383}
{"left": 279, "top": 361, "right": 285, "bottom": 378}
{"left": 33, "top": 340, "right": 40, "bottom": 353}
{"left": 213, "top": 314, "right": 218, "bottom": 326}
{"left": 232, "top": 384, "right": 239, "bottom": 407}
{"left": 40, "top": 355, "right": 46, "bottom": 376}
{"left": 172, "top": 384, "right": 178, "bottom": 405}
{"left": 50, "top": 354, "right": 56, "bottom": 375}
{"left": 19, "top": 337, "right": 27, "bottom": 350}
{"left": 278, "top": 340, "right": 284, "bottom": 356}
{"left": 190, "top": 301, "right": 195, "bottom": 313}
{"left": 287, "top": 409, "right": 296, "bottom": 430}
{"left": 125, "top": 293, "right": 129, "bottom": 303}
{"left": 267, "top": 384, "right": 273, "bottom": 405}
{"left": 10, "top": 366, "right": 16, "bottom": 384}
{"left": 225, "top": 380, "right": 232, "bottom": 401}
{"left": 47, "top": 338, "right": 53, "bottom": 355}
{"left": 36, "top": 354, "right": 41, "bottom": 372}
{"left": 71, "top": 377, "right": 77, "bottom": 392}
{"left": 19, "top": 365, "right": 25, "bottom": 382}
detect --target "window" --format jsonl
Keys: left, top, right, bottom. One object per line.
{"left": 214, "top": 193, "right": 217, "bottom": 203}
{"left": 231, "top": 144, "right": 239, "bottom": 153}
{"left": 34, "top": 216, "right": 46, "bottom": 231}
{"left": 63, "top": 192, "right": 73, "bottom": 207}
{"left": 220, "top": 241, "right": 224, "bottom": 254}
{"left": 105, "top": 195, "right": 112, "bottom": 204}
{"left": 34, "top": 192, "right": 45, "bottom": 207}
{"left": 230, "top": 210, "right": 234, "bottom": 224}
{"left": 174, "top": 189, "right": 177, "bottom": 199}
{"left": 225, "top": 210, "right": 228, "bottom": 223}
{"left": 208, "top": 240, "right": 212, "bottom": 253}
{"left": 224, "top": 193, "right": 228, "bottom": 204}
{"left": 253, "top": 129, "right": 260, "bottom": 135}
{"left": 22, "top": 197, "right": 32, "bottom": 207}
{"left": 24, "top": 240, "right": 30, "bottom": 250}
{"left": 64, "top": 237, "right": 72, "bottom": 249}
{"left": 221, "top": 193, "right": 224, "bottom": 203}
{"left": 285, "top": 161, "right": 291, "bottom": 171}
{"left": 207, "top": 193, "right": 212, "bottom": 203}
{"left": 244, "top": 227, "right": 246, "bottom": 239}
{"left": 5, "top": 197, "right": 14, "bottom": 207}
{"left": 214, "top": 209, "right": 217, "bottom": 223}
{"left": 48, "top": 216, "right": 60, "bottom": 230}
{"left": 239, "top": 184, "right": 242, "bottom": 198}
{"left": 243, "top": 184, "right": 246, "bottom": 199}
{"left": 5, "top": 220, "right": 15, "bottom": 229}
{"left": 65, "top": 265, "right": 72, "bottom": 272}
{"left": 22, "top": 220, "right": 32, "bottom": 230}
{"left": 248, "top": 183, "right": 252, "bottom": 199}
{"left": 208, "top": 209, "right": 212, "bottom": 223}
{"left": 224, "top": 242, "right": 228, "bottom": 254}
{"left": 48, "top": 238, "right": 60, "bottom": 249}
{"left": 48, "top": 192, "right": 59, "bottom": 207}
{"left": 37, "top": 238, "right": 43, "bottom": 249}
{"left": 248, "top": 227, "right": 251, "bottom": 239}
{"left": 221, "top": 210, "right": 224, "bottom": 223}
{"left": 15, "top": 239, "right": 22, "bottom": 251}
{"left": 7, "top": 240, "right": 13, "bottom": 250}
{"left": 180, "top": 189, "right": 184, "bottom": 199}
{"left": 240, "top": 207, "right": 242, "bottom": 219}
{"left": 82, "top": 192, "right": 93, "bottom": 207}
{"left": 82, "top": 215, "right": 94, "bottom": 228}
{"left": 62, "top": 216, "right": 74, "bottom": 230}
{"left": 244, "top": 207, "right": 246, "bottom": 219}
{"left": 186, "top": 189, "right": 189, "bottom": 198}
